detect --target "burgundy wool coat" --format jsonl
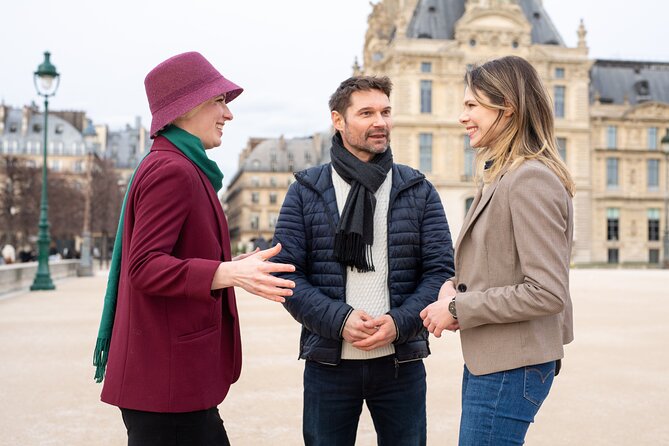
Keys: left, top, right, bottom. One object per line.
{"left": 100, "top": 136, "right": 242, "bottom": 413}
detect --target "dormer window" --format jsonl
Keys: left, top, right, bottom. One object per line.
{"left": 55, "top": 124, "right": 64, "bottom": 134}
{"left": 469, "top": 39, "right": 476, "bottom": 47}
{"left": 635, "top": 80, "right": 650, "bottom": 96}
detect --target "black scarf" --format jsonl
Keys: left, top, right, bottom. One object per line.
{"left": 330, "top": 133, "right": 393, "bottom": 272}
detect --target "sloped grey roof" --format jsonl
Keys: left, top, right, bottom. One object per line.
{"left": 0, "top": 107, "right": 85, "bottom": 151}
{"left": 239, "top": 136, "right": 324, "bottom": 173}
{"left": 407, "top": 0, "right": 465, "bottom": 40}
{"left": 590, "top": 59, "right": 669, "bottom": 105}
{"left": 407, "top": 0, "right": 564, "bottom": 45}
{"left": 517, "top": 0, "right": 564, "bottom": 45}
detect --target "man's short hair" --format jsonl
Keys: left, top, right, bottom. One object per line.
{"left": 328, "top": 76, "right": 393, "bottom": 116}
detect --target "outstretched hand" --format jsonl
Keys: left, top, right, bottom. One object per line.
{"left": 212, "top": 243, "right": 296, "bottom": 303}
{"left": 232, "top": 247, "right": 259, "bottom": 262}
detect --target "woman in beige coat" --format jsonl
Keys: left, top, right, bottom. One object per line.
{"left": 420, "top": 55, "right": 574, "bottom": 445}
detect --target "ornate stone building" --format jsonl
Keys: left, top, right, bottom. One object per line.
{"left": 356, "top": 0, "right": 669, "bottom": 266}
{"left": 589, "top": 60, "right": 669, "bottom": 265}
{"left": 224, "top": 133, "right": 329, "bottom": 253}
{"left": 0, "top": 103, "right": 150, "bottom": 252}
{"left": 359, "top": 0, "right": 593, "bottom": 262}
{"left": 0, "top": 104, "right": 149, "bottom": 180}
{"left": 0, "top": 103, "right": 91, "bottom": 174}
{"left": 219, "top": 0, "right": 668, "bottom": 265}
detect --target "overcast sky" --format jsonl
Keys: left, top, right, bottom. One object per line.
{"left": 2, "top": 0, "right": 667, "bottom": 188}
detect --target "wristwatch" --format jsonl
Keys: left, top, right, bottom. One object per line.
{"left": 448, "top": 297, "right": 457, "bottom": 320}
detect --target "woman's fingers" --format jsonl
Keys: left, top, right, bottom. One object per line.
{"left": 263, "top": 262, "right": 296, "bottom": 273}
{"left": 257, "top": 243, "right": 282, "bottom": 260}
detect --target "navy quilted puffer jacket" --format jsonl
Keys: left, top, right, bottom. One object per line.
{"left": 272, "top": 162, "right": 454, "bottom": 365}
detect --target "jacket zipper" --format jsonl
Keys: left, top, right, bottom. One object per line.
{"left": 385, "top": 175, "right": 425, "bottom": 343}
{"left": 295, "top": 170, "right": 348, "bottom": 360}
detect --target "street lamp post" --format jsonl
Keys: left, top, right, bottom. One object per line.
{"left": 30, "top": 51, "right": 60, "bottom": 291}
{"left": 660, "top": 129, "right": 669, "bottom": 269}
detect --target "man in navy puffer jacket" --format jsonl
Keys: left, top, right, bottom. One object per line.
{"left": 272, "top": 76, "right": 454, "bottom": 446}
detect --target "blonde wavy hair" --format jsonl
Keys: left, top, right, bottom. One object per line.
{"left": 465, "top": 56, "right": 575, "bottom": 196}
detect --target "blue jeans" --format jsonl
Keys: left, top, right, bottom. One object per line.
{"left": 303, "top": 355, "right": 426, "bottom": 446}
{"left": 459, "top": 361, "right": 557, "bottom": 446}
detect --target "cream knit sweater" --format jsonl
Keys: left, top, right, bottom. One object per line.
{"left": 332, "top": 168, "right": 395, "bottom": 360}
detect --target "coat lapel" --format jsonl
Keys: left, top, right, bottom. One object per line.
{"left": 455, "top": 165, "right": 510, "bottom": 266}
{"left": 195, "top": 168, "right": 229, "bottom": 261}
{"left": 152, "top": 139, "right": 230, "bottom": 261}
{"left": 193, "top": 169, "right": 239, "bottom": 316}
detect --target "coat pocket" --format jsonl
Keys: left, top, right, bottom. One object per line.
{"left": 171, "top": 325, "right": 220, "bottom": 406}
{"left": 176, "top": 324, "right": 217, "bottom": 343}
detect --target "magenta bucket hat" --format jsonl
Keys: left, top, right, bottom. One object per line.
{"left": 144, "top": 51, "right": 243, "bottom": 137}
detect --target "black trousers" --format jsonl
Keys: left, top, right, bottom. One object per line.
{"left": 120, "top": 407, "right": 231, "bottom": 446}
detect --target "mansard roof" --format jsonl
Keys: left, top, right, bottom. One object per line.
{"left": 407, "top": 0, "right": 564, "bottom": 45}
{"left": 590, "top": 59, "right": 669, "bottom": 105}
{"left": 238, "top": 135, "right": 326, "bottom": 173}
{"left": 1, "top": 106, "right": 83, "bottom": 143}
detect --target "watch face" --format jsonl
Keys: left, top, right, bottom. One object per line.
{"left": 449, "top": 300, "right": 457, "bottom": 318}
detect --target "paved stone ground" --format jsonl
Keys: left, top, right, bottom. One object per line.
{"left": 0, "top": 269, "right": 667, "bottom": 445}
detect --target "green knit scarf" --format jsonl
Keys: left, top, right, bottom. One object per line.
{"left": 93, "top": 124, "right": 224, "bottom": 382}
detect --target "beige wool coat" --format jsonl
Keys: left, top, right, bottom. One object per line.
{"left": 452, "top": 159, "right": 574, "bottom": 375}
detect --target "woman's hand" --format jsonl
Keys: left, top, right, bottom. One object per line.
{"left": 420, "top": 280, "right": 459, "bottom": 337}
{"left": 212, "top": 243, "right": 296, "bottom": 303}
{"left": 420, "top": 300, "right": 459, "bottom": 337}
{"left": 231, "top": 247, "right": 259, "bottom": 262}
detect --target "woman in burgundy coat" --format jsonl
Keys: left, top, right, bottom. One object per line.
{"left": 93, "top": 52, "right": 295, "bottom": 445}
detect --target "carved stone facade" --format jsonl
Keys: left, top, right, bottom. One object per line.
{"left": 590, "top": 99, "right": 669, "bottom": 265}
{"left": 361, "top": 0, "right": 594, "bottom": 263}
{"left": 358, "top": 0, "right": 669, "bottom": 266}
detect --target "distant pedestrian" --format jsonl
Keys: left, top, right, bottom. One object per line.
{"left": 1, "top": 244, "right": 15, "bottom": 264}
{"left": 421, "top": 55, "right": 575, "bottom": 445}
{"left": 18, "top": 247, "right": 35, "bottom": 262}
{"left": 93, "top": 51, "right": 295, "bottom": 446}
